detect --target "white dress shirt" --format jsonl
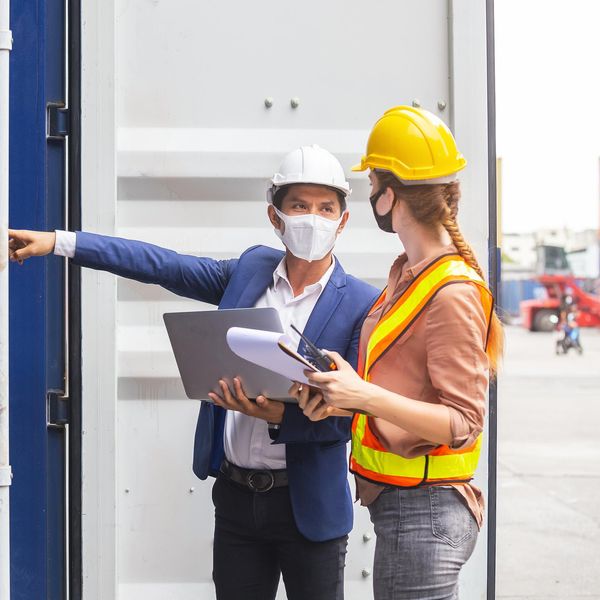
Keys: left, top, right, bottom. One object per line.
{"left": 225, "top": 256, "right": 335, "bottom": 469}
{"left": 53, "top": 230, "right": 335, "bottom": 470}
{"left": 54, "top": 230, "right": 76, "bottom": 257}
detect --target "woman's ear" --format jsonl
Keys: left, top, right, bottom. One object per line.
{"left": 376, "top": 186, "right": 395, "bottom": 215}
{"left": 392, "top": 193, "right": 414, "bottom": 232}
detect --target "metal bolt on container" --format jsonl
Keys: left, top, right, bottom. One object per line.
{"left": 362, "top": 569, "right": 371, "bottom": 578}
{"left": 438, "top": 100, "right": 447, "bottom": 110}
{"left": 290, "top": 97, "right": 300, "bottom": 109}
{"left": 412, "top": 98, "right": 421, "bottom": 107}
{"left": 362, "top": 532, "right": 372, "bottom": 542}
{"left": 264, "top": 97, "right": 274, "bottom": 108}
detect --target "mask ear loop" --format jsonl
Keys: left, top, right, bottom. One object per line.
{"left": 369, "top": 187, "right": 386, "bottom": 210}
{"left": 271, "top": 206, "right": 287, "bottom": 235}
{"left": 372, "top": 184, "right": 400, "bottom": 215}
{"left": 336, "top": 209, "right": 347, "bottom": 234}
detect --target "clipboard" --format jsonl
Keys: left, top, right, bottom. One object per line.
{"left": 226, "top": 327, "right": 320, "bottom": 386}
{"left": 227, "top": 327, "right": 371, "bottom": 415}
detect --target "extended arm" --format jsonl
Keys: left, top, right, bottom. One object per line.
{"left": 9, "top": 229, "right": 237, "bottom": 305}
{"left": 73, "top": 231, "right": 236, "bottom": 304}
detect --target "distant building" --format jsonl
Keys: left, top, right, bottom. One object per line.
{"left": 502, "top": 228, "right": 599, "bottom": 278}
{"left": 503, "top": 232, "right": 537, "bottom": 273}
{"left": 567, "top": 244, "right": 600, "bottom": 279}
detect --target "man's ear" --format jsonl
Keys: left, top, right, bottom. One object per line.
{"left": 337, "top": 211, "right": 350, "bottom": 234}
{"left": 267, "top": 205, "right": 283, "bottom": 230}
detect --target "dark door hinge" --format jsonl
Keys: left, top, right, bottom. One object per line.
{"left": 47, "top": 389, "right": 70, "bottom": 427}
{"left": 47, "top": 102, "right": 70, "bottom": 140}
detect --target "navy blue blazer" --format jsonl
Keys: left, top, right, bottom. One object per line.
{"left": 73, "top": 232, "right": 380, "bottom": 542}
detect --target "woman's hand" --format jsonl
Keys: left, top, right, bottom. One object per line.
{"left": 208, "top": 377, "right": 285, "bottom": 424}
{"left": 288, "top": 382, "right": 337, "bottom": 421}
{"left": 305, "top": 351, "right": 372, "bottom": 412}
{"left": 8, "top": 229, "right": 56, "bottom": 264}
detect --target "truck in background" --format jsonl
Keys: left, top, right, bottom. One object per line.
{"left": 518, "top": 245, "right": 600, "bottom": 331}
{"left": 520, "top": 274, "right": 600, "bottom": 331}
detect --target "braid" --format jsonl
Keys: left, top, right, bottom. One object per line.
{"left": 441, "top": 184, "right": 485, "bottom": 280}
{"left": 442, "top": 217, "right": 486, "bottom": 281}
{"left": 440, "top": 201, "right": 503, "bottom": 375}
{"left": 374, "top": 171, "right": 504, "bottom": 375}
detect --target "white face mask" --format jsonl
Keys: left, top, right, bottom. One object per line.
{"left": 273, "top": 207, "right": 344, "bottom": 262}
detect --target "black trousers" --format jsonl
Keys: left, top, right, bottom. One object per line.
{"left": 212, "top": 473, "right": 347, "bottom": 600}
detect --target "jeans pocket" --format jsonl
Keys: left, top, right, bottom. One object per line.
{"left": 429, "top": 487, "right": 474, "bottom": 548}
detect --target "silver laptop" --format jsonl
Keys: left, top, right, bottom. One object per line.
{"left": 163, "top": 307, "right": 296, "bottom": 402}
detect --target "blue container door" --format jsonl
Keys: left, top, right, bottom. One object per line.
{"left": 9, "top": 0, "right": 77, "bottom": 597}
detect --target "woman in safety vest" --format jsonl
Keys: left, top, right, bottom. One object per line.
{"left": 290, "top": 106, "right": 503, "bottom": 599}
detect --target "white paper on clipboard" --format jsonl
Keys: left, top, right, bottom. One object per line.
{"left": 226, "top": 327, "right": 318, "bottom": 386}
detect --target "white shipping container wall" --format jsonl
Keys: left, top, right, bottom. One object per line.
{"left": 80, "top": 1, "right": 492, "bottom": 598}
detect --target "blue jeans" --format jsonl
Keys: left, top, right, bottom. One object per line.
{"left": 367, "top": 486, "right": 478, "bottom": 600}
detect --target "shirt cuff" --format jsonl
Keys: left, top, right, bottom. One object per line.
{"left": 447, "top": 405, "right": 482, "bottom": 450}
{"left": 54, "top": 230, "right": 76, "bottom": 258}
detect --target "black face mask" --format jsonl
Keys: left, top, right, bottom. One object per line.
{"left": 369, "top": 188, "right": 395, "bottom": 233}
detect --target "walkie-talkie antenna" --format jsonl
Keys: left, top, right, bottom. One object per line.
{"left": 290, "top": 324, "right": 337, "bottom": 372}
{"left": 291, "top": 324, "right": 318, "bottom": 355}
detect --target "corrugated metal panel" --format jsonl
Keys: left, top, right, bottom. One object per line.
{"left": 81, "top": 1, "right": 491, "bottom": 598}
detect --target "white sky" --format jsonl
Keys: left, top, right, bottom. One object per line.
{"left": 495, "top": 0, "right": 600, "bottom": 233}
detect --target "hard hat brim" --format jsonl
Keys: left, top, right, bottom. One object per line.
{"left": 270, "top": 177, "right": 351, "bottom": 197}
{"left": 351, "top": 155, "right": 466, "bottom": 183}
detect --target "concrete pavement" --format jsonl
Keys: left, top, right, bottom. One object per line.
{"left": 496, "top": 326, "right": 600, "bottom": 599}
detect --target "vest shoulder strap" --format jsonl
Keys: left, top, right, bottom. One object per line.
{"left": 360, "top": 254, "right": 493, "bottom": 379}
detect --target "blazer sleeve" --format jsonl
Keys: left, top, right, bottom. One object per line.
{"left": 274, "top": 407, "right": 352, "bottom": 445}
{"left": 72, "top": 231, "right": 237, "bottom": 305}
{"left": 271, "top": 303, "right": 370, "bottom": 445}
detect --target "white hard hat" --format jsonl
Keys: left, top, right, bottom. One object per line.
{"left": 267, "top": 145, "right": 351, "bottom": 203}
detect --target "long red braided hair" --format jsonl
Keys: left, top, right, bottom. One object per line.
{"left": 375, "top": 171, "right": 504, "bottom": 376}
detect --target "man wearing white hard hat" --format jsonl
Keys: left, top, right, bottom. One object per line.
{"left": 8, "top": 145, "right": 379, "bottom": 600}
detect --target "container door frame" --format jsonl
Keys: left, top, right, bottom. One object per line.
{"left": 79, "top": 1, "right": 498, "bottom": 598}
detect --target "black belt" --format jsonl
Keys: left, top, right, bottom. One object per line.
{"left": 220, "top": 458, "right": 289, "bottom": 493}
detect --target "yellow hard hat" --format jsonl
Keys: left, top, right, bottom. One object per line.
{"left": 352, "top": 106, "right": 466, "bottom": 183}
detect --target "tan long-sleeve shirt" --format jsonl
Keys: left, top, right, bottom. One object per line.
{"left": 355, "top": 246, "right": 489, "bottom": 527}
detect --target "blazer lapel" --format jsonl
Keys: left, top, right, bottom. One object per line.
{"left": 226, "top": 252, "right": 347, "bottom": 342}
{"left": 234, "top": 269, "right": 275, "bottom": 308}
{"left": 301, "top": 258, "right": 346, "bottom": 346}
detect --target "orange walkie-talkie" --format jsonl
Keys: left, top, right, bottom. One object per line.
{"left": 290, "top": 324, "right": 371, "bottom": 415}
{"left": 291, "top": 324, "right": 338, "bottom": 372}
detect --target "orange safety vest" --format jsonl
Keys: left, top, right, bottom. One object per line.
{"left": 350, "top": 254, "right": 494, "bottom": 488}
